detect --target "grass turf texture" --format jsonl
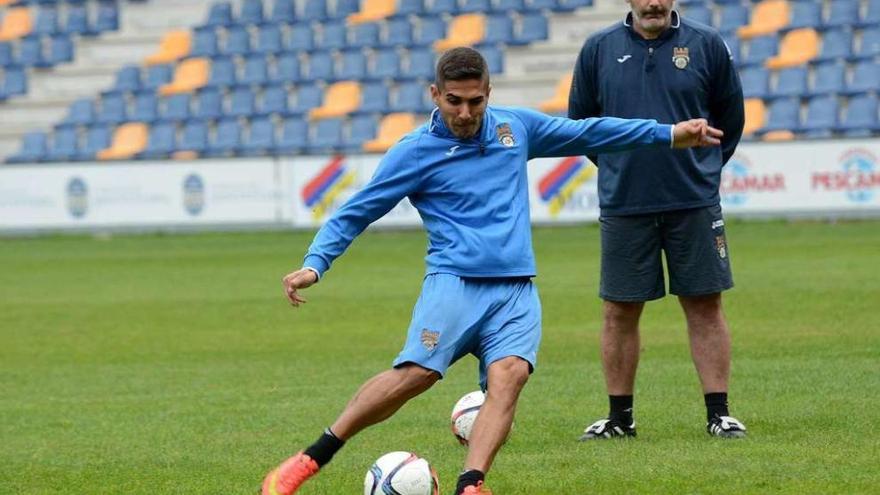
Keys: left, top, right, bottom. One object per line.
{"left": 1, "top": 221, "right": 878, "bottom": 494}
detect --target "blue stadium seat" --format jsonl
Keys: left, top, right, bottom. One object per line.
{"left": 718, "top": 4, "right": 749, "bottom": 33}
{"left": 370, "top": 48, "right": 400, "bottom": 80}
{"left": 241, "top": 54, "right": 269, "bottom": 86}
{"left": 34, "top": 6, "right": 59, "bottom": 36}
{"left": 403, "top": 48, "right": 434, "bottom": 79}
{"left": 416, "top": 16, "right": 446, "bottom": 46}
{"left": 320, "top": 21, "right": 347, "bottom": 51}
{"left": 384, "top": 18, "right": 413, "bottom": 47}
{"left": 786, "top": 1, "right": 821, "bottom": 31}
{"left": 272, "top": 53, "right": 301, "bottom": 83}
{"left": 131, "top": 92, "right": 159, "bottom": 122}
{"left": 348, "top": 114, "right": 378, "bottom": 150}
{"left": 224, "top": 26, "right": 251, "bottom": 57}
{"left": 682, "top": 6, "right": 712, "bottom": 26}
{"left": 527, "top": 0, "right": 559, "bottom": 11}
{"left": 742, "top": 35, "right": 778, "bottom": 67}
{"left": 241, "top": 117, "right": 276, "bottom": 155}
{"left": 229, "top": 87, "right": 256, "bottom": 117}
{"left": 140, "top": 122, "right": 177, "bottom": 158}
{"left": 191, "top": 27, "right": 219, "bottom": 58}
{"left": 65, "top": 4, "right": 94, "bottom": 36}
{"left": 0, "top": 42, "right": 12, "bottom": 67}
{"left": 461, "top": 0, "right": 491, "bottom": 13}
{"left": 48, "top": 35, "right": 73, "bottom": 65}
{"left": 837, "top": 94, "right": 880, "bottom": 136}
{"left": 814, "top": 28, "right": 852, "bottom": 62}
{"left": 481, "top": 14, "right": 515, "bottom": 45}
{"left": 798, "top": 95, "right": 838, "bottom": 138}
{"left": 256, "top": 24, "right": 283, "bottom": 54}
{"left": 358, "top": 81, "right": 389, "bottom": 113}
{"left": 162, "top": 93, "right": 192, "bottom": 122}
{"left": 6, "top": 132, "right": 48, "bottom": 164}
{"left": 97, "top": 93, "right": 127, "bottom": 124}
{"left": 278, "top": 117, "right": 308, "bottom": 153}
{"left": 302, "top": 0, "right": 328, "bottom": 22}
{"left": 95, "top": 1, "right": 119, "bottom": 33}
{"left": 288, "top": 25, "right": 314, "bottom": 52}
{"left": 144, "top": 64, "right": 173, "bottom": 91}
{"left": 426, "top": 0, "right": 458, "bottom": 15}
{"left": 258, "top": 84, "right": 289, "bottom": 115}
{"left": 178, "top": 120, "right": 209, "bottom": 154}
{"left": 306, "top": 51, "right": 334, "bottom": 81}
{"left": 855, "top": 27, "right": 880, "bottom": 60}
{"left": 825, "top": 0, "right": 859, "bottom": 28}
{"left": 45, "top": 127, "right": 79, "bottom": 162}
{"left": 205, "top": 1, "right": 234, "bottom": 27}
{"left": 740, "top": 67, "right": 769, "bottom": 98}
{"left": 241, "top": 0, "right": 265, "bottom": 25}
{"left": 844, "top": 61, "right": 880, "bottom": 95}
{"left": 0, "top": 66, "right": 28, "bottom": 100}
{"left": 335, "top": 0, "right": 361, "bottom": 18}
{"left": 397, "top": 0, "right": 424, "bottom": 16}
{"left": 515, "top": 13, "right": 548, "bottom": 44}
{"left": 195, "top": 88, "right": 224, "bottom": 120}
{"left": 19, "top": 36, "right": 49, "bottom": 68}
{"left": 208, "top": 56, "right": 237, "bottom": 88}
{"left": 482, "top": 45, "right": 504, "bottom": 73}
{"left": 495, "top": 0, "right": 526, "bottom": 13}
{"left": 271, "top": 0, "right": 297, "bottom": 24}
{"left": 76, "top": 125, "right": 111, "bottom": 161}
{"left": 291, "top": 83, "right": 324, "bottom": 114}
{"left": 309, "top": 118, "right": 344, "bottom": 152}
{"left": 392, "top": 81, "right": 430, "bottom": 112}
{"left": 338, "top": 50, "right": 367, "bottom": 80}
{"left": 859, "top": 0, "right": 880, "bottom": 28}
{"left": 759, "top": 97, "right": 800, "bottom": 133}
{"left": 771, "top": 67, "right": 808, "bottom": 98}
{"left": 557, "top": 0, "right": 593, "bottom": 11}
{"left": 809, "top": 62, "right": 845, "bottom": 96}
{"left": 207, "top": 118, "right": 242, "bottom": 156}
{"left": 351, "top": 22, "right": 380, "bottom": 48}
{"left": 59, "top": 98, "right": 96, "bottom": 127}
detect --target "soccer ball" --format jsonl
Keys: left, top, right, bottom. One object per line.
{"left": 450, "top": 390, "right": 485, "bottom": 446}
{"left": 363, "top": 451, "right": 439, "bottom": 495}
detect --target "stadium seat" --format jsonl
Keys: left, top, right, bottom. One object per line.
{"left": 6, "top": 131, "right": 47, "bottom": 163}
{"left": 481, "top": 14, "right": 514, "bottom": 45}
{"left": 258, "top": 84, "right": 289, "bottom": 115}
{"left": 740, "top": 67, "right": 770, "bottom": 98}
{"left": 415, "top": 16, "right": 447, "bottom": 46}
{"left": 363, "top": 112, "right": 417, "bottom": 152}
{"left": 718, "top": 4, "right": 749, "bottom": 33}
{"left": 97, "top": 122, "right": 149, "bottom": 160}
{"left": 108, "top": 66, "right": 141, "bottom": 95}
{"left": 337, "top": 50, "right": 367, "bottom": 80}
{"left": 336, "top": 0, "right": 362, "bottom": 18}
{"left": 206, "top": 118, "right": 242, "bottom": 156}
{"left": 204, "top": 1, "right": 234, "bottom": 27}
{"left": 271, "top": 53, "right": 301, "bottom": 83}
{"left": 191, "top": 27, "right": 219, "bottom": 58}
{"left": 741, "top": 35, "right": 779, "bottom": 67}
{"left": 305, "top": 51, "right": 334, "bottom": 81}
{"left": 515, "top": 13, "right": 549, "bottom": 44}
{"left": 557, "top": 0, "right": 594, "bottom": 11}
{"left": 19, "top": 36, "right": 49, "bottom": 68}
{"left": 159, "top": 57, "right": 210, "bottom": 96}
{"left": 95, "top": 2, "right": 120, "bottom": 33}
{"left": 256, "top": 25, "right": 283, "bottom": 54}
{"left": 224, "top": 26, "right": 251, "bottom": 57}
{"left": 351, "top": 22, "right": 380, "bottom": 48}
{"left": 854, "top": 27, "right": 880, "bottom": 60}
{"left": 76, "top": 125, "right": 111, "bottom": 161}
{"left": 131, "top": 92, "right": 159, "bottom": 122}
{"left": 495, "top": 0, "right": 526, "bottom": 12}
{"left": 814, "top": 28, "right": 853, "bottom": 62}
{"left": 0, "top": 66, "right": 28, "bottom": 100}
{"left": 34, "top": 6, "right": 59, "bottom": 36}
{"left": 348, "top": 0, "right": 396, "bottom": 24}
{"left": 358, "top": 81, "right": 390, "bottom": 113}
{"left": 310, "top": 80, "right": 361, "bottom": 119}
{"left": 319, "top": 21, "right": 347, "bottom": 51}
{"left": 207, "top": 56, "right": 236, "bottom": 88}
{"left": 786, "top": 1, "right": 821, "bottom": 31}
{"left": 277, "top": 116, "right": 309, "bottom": 153}
{"left": 392, "top": 81, "right": 431, "bottom": 112}
{"left": 65, "top": 5, "right": 94, "bottom": 36}
{"left": 288, "top": 25, "right": 314, "bottom": 52}
{"left": 758, "top": 97, "right": 800, "bottom": 134}
{"left": 808, "top": 62, "right": 845, "bottom": 96}
{"left": 761, "top": 129, "right": 795, "bottom": 141}
{"left": 435, "top": 14, "right": 486, "bottom": 51}
{"left": 303, "top": 0, "right": 328, "bottom": 21}
{"left": 770, "top": 66, "right": 807, "bottom": 98}
{"left": 348, "top": 114, "right": 379, "bottom": 150}
{"left": 384, "top": 18, "right": 413, "bottom": 47}
{"left": 843, "top": 61, "right": 880, "bottom": 96}
{"left": 176, "top": 120, "right": 209, "bottom": 156}
{"left": 397, "top": 0, "right": 424, "bottom": 16}
{"left": 140, "top": 122, "right": 177, "bottom": 159}
{"left": 48, "top": 34, "right": 73, "bottom": 65}
{"left": 0, "top": 41, "right": 12, "bottom": 66}
{"left": 824, "top": 0, "right": 859, "bottom": 28}
{"left": 858, "top": 0, "right": 880, "bottom": 28}
{"left": 97, "top": 93, "right": 127, "bottom": 124}
{"left": 144, "top": 64, "right": 173, "bottom": 90}
{"left": 369, "top": 48, "right": 400, "bottom": 79}
{"left": 743, "top": 98, "right": 766, "bottom": 136}
{"left": 461, "top": 0, "right": 491, "bottom": 13}
{"left": 145, "top": 30, "right": 191, "bottom": 65}
{"left": 539, "top": 74, "right": 572, "bottom": 114}
{"left": 765, "top": 28, "right": 819, "bottom": 69}
{"left": 161, "top": 93, "right": 191, "bottom": 122}
{"left": 482, "top": 44, "right": 504, "bottom": 73}
{"left": 271, "top": 0, "right": 297, "bottom": 24}
{"left": 403, "top": 47, "right": 435, "bottom": 79}
{"left": 194, "top": 88, "right": 224, "bottom": 120}
{"left": 837, "top": 94, "right": 880, "bottom": 136}
{"left": 798, "top": 95, "right": 838, "bottom": 138}
{"left": 44, "top": 127, "right": 79, "bottom": 162}
{"left": 682, "top": 5, "right": 712, "bottom": 26}
{"left": 241, "top": 116, "right": 276, "bottom": 155}
{"left": 309, "top": 118, "right": 344, "bottom": 152}
{"left": 241, "top": 0, "right": 265, "bottom": 25}
{"left": 229, "top": 86, "right": 257, "bottom": 117}
{"left": 241, "top": 54, "right": 269, "bottom": 86}
{"left": 0, "top": 8, "right": 33, "bottom": 42}
{"left": 58, "top": 98, "right": 96, "bottom": 127}
{"left": 290, "top": 83, "right": 324, "bottom": 115}
{"left": 426, "top": 0, "right": 458, "bottom": 15}
{"left": 738, "top": 0, "right": 790, "bottom": 39}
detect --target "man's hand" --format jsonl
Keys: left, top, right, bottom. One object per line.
{"left": 282, "top": 268, "right": 319, "bottom": 307}
{"left": 672, "top": 118, "right": 724, "bottom": 148}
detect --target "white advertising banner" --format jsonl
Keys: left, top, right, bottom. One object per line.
{"left": 527, "top": 155, "right": 600, "bottom": 223}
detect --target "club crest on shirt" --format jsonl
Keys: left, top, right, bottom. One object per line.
{"left": 421, "top": 328, "right": 440, "bottom": 351}
{"left": 715, "top": 235, "right": 728, "bottom": 259}
{"left": 496, "top": 123, "right": 516, "bottom": 147}
{"left": 672, "top": 47, "right": 690, "bottom": 70}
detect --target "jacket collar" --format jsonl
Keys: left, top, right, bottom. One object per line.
{"left": 624, "top": 10, "right": 681, "bottom": 41}
{"left": 428, "top": 106, "right": 496, "bottom": 145}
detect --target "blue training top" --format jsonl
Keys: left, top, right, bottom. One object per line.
{"left": 303, "top": 106, "right": 673, "bottom": 279}
{"left": 568, "top": 11, "right": 745, "bottom": 216}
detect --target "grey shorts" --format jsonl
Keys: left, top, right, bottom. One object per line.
{"left": 599, "top": 204, "right": 734, "bottom": 302}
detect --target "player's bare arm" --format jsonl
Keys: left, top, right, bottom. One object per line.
{"left": 282, "top": 268, "right": 318, "bottom": 307}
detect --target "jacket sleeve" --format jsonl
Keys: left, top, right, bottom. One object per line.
{"left": 709, "top": 33, "right": 744, "bottom": 165}
{"left": 568, "top": 38, "right": 601, "bottom": 121}
{"left": 517, "top": 107, "right": 672, "bottom": 160}
{"left": 302, "top": 141, "right": 421, "bottom": 277}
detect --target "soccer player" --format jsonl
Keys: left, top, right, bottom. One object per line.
{"left": 262, "top": 47, "right": 723, "bottom": 495}
{"left": 567, "top": 0, "right": 747, "bottom": 439}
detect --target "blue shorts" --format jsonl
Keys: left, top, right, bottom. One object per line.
{"left": 392, "top": 273, "right": 542, "bottom": 390}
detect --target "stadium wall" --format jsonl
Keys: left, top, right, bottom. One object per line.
{"left": 2, "top": 139, "right": 879, "bottom": 234}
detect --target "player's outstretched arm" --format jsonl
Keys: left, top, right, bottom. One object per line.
{"left": 282, "top": 268, "right": 319, "bottom": 308}
{"left": 672, "top": 118, "right": 724, "bottom": 148}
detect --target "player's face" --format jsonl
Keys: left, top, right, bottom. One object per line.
{"left": 629, "top": 0, "right": 675, "bottom": 36}
{"left": 431, "top": 78, "right": 491, "bottom": 139}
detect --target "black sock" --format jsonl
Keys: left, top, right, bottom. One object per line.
{"left": 455, "top": 469, "right": 484, "bottom": 494}
{"left": 705, "top": 392, "right": 729, "bottom": 421}
{"left": 303, "top": 428, "right": 345, "bottom": 467}
{"left": 608, "top": 395, "right": 634, "bottom": 425}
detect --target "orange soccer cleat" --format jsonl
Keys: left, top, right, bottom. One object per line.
{"left": 262, "top": 452, "right": 320, "bottom": 495}
{"left": 460, "top": 481, "right": 493, "bottom": 494}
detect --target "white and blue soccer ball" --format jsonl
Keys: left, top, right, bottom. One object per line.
{"left": 363, "top": 451, "right": 439, "bottom": 495}
{"left": 450, "top": 390, "right": 485, "bottom": 446}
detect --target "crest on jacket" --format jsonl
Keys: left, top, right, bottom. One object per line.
{"left": 421, "top": 328, "right": 440, "bottom": 351}
{"left": 496, "top": 123, "right": 516, "bottom": 147}
{"left": 672, "top": 47, "right": 690, "bottom": 69}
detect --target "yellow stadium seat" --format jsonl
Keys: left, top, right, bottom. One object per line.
{"left": 743, "top": 98, "right": 766, "bottom": 136}
{"left": 310, "top": 81, "right": 362, "bottom": 120}
{"left": 738, "top": 0, "right": 790, "bottom": 39}
{"left": 765, "top": 28, "right": 819, "bottom": 69}
{"left": 538, "top": 75, "right": 573, "bottom": 114}
{"left": 0, "top": 8, "right": 33, "bottom": 41}
{"left": 172, "top": 150, "right": 199, "bottom": 160}
{"left": 363, "top": 113, "right": 418, "bottom": 152}
{"left": 145, "top": 30, "right": 192, "bottom": 66}
{"left": 97, "top": 123, "right": 149, "bottom": 161}
{"left": 159, "top": 58, "right": 210, "bottom": 96}
{"left": 762, "top": 130, "right": 795, "bottom": 141}
{"left": 0, "top": 0, "right": 17, "bottom": 5}
{"left": 434, "top": 14, "right": 486, "bottom": 52}
{"left": 348, "top": 0, "right": 396, "bottom": 24}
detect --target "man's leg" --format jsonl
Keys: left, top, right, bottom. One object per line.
{"left": 679, "top": 293, "right": 729, "bottom": 396}
{"left": 455, "top": 356, "right": 531, "bottom": 494}
{"left": 262, "top": 364, "right": 439, "bottom": 495}
{"left": 601, "top": 300, "right": 645, "bottom": 396}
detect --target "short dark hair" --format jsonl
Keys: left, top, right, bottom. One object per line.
{"left": 434, "top": 47, "right": 489, "bottom": 88}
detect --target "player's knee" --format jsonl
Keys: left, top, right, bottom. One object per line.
{"left": 603, "top": 301, "right": 643, "bottom": 329}
{"left": 396, "top": 364, "right": 440, "bottom": 393}
{"left": 488, "top": 357, "right": 531, "bottom": 394}
{"left": 680, "top": 293, "right": 724, "bottom": 320}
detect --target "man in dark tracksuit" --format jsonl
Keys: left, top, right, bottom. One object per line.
{"left": 568, "top": 0, "right": 747, "bottom": 439}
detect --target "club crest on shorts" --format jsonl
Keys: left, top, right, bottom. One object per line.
{"left": 715, "top": 235, "right": 728, "bottom": 259}
{"left": 421, "top": 328, "right": 440, "bottom": 351}
{"left": 672, "top": 47, "right": 690, "bottom": 70}
{"left": 496, "top": 123, "right": 516, "bottom": 147}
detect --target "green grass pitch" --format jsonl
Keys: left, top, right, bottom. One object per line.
{"left": 1, "top": 221, "right": 878, "bottom": 494}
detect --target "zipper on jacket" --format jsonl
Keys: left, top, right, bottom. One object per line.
{"left": 645, "top": 46, "right": 655, "bottom": 73}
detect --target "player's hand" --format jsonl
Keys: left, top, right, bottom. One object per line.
{"left": 672, "top": 118, "right": 723, "bottom": 148}
{"left": 282, "top": 268, "right": 318, "bottom": 307}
